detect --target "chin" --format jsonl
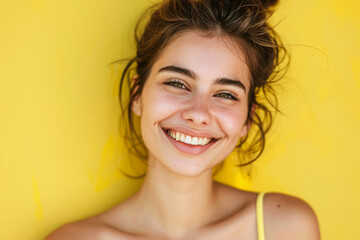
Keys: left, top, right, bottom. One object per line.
{"left": 153, "top": 154, "right": 218, "bottom": 177}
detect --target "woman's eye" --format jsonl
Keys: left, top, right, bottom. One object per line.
{"left": 164, "top": 80, "right": 187, "bottom": 89}
{"left": 215, "top": 92, "right": 238, "bottom": 100}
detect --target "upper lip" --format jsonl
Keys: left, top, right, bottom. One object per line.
{"left": 162, "top": 125, "right": 220, "bottom": 139}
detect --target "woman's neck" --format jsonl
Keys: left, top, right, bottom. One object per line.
{"left": 132, "top": 156, "right": 219, "bottom": 238}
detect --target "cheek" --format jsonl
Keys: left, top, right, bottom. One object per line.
{"left": 142, "top": 91, "right": 185, "bottom": 123}
{"left": 216, "top": 106, "right": 248, "bottom": 137}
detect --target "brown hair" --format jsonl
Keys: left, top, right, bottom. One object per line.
{"left": 118, "top": 0, "right": 289, "bottom": 169}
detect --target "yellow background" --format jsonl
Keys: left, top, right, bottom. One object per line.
{"left": 1, "top": 0, "right": 359, "bottom": 239}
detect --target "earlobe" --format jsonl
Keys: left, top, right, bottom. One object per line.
{"left": 240, "top": 124, "right": 249, "bottom": 138}
{"left": 131, "top": 97, "right": 142, "bottom": 116}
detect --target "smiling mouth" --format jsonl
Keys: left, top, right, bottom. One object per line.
{"left": 164, "top": 128, "right": 216, "bottom": 146}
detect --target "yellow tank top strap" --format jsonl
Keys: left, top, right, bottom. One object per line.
{"left": 256, "top": 192, "right": 266, "bottom": 240}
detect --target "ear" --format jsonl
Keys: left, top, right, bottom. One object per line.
{"left": 131, "top": 97, "right": 142, "bottom": 116}
{"left": 240, "top": 103, "right": 256, "bottom": 137}
{"left": 131, "top": 74, "right": 142, "bottom": 116}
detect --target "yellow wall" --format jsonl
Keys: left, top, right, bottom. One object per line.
{"left": 0, "top": 0, "right": 359, "bottom": 239}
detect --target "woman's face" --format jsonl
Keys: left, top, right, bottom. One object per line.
{"left": 132, "top": 31, "right": 251, "bottom": 177}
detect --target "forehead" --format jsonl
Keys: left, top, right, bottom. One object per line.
{"left": 152, "top": 31, "right": 251, "bottom": 89}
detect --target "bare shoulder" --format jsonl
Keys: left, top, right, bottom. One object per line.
{"left": 263, "top": 192, "right": 321, "bottom": 240}
{"left": 45, "top": 195, "right": 139, "bottom": 240}
{"left": 45, "top": 218, "right": 128, "bottom": 240}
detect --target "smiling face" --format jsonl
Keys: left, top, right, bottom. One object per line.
{"left": 132, "top": 31, "right": 251, "bottom": 177}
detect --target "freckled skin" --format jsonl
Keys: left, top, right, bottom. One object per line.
{"left": 133, "top": 31, "right": 251, "bottom": 177}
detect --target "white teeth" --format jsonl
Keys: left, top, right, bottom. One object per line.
{"left": 167, "top": 130, "right": 212, "bottom": 146}
{"left": 180, "top": 134, "right": 185, "bottom": 142}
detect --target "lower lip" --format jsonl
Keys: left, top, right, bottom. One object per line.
{"left": 162, "top": 128, "right": 217, "bottom": 155}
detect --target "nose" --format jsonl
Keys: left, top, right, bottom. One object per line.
{"left": 182, "top": 95, "right": 212, "bottom": 126}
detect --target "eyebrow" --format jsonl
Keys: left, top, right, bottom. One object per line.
{"left": 158, "top": 65, "right": 246, "bottom": 92}
{"left": 158, "top": 65, "right": 196, "bottom": 79}
{"left": 214, "top": 78, "right": 246, "bottom": 92}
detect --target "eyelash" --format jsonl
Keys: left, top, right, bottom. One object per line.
{"left": 215, "top": 92, "right": 238, "bottom": 100}
{"left": 164, "top": 79, "right": 188, "bottom": 90}
{"left": 164, "top": 80, "right": 239, "bottom": 101}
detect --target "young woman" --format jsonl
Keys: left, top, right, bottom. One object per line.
{"left": 47, "top": 0, "right": 320, "bottom": 239}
